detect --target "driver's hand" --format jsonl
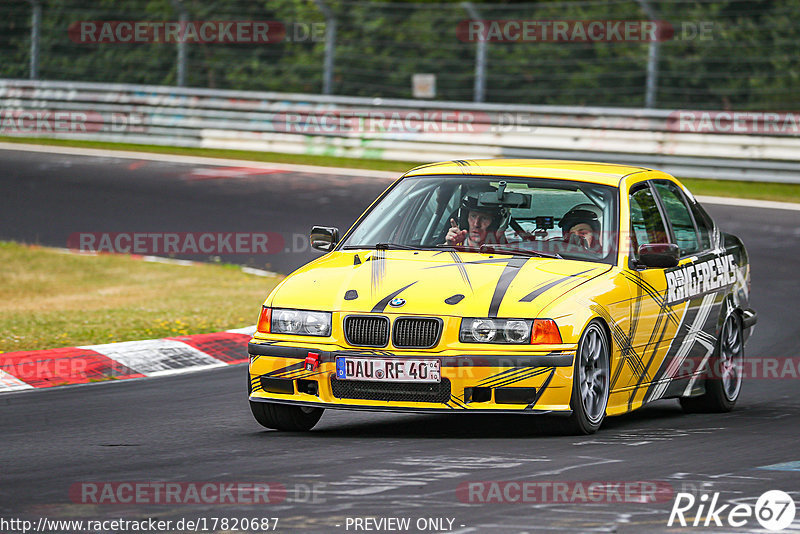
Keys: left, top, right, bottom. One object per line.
{"left": 446, "top": 218, "right": 467, "bottom": 245}
{"left": 565, "top": 232, "right": 589, "bottom": 250}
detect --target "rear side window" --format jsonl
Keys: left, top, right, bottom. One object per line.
{"left": 629, "top": 186, "right": 668, "bottom": 255}
{"left": 689, "top": 201, "right": 714, "bottom": 250}
{"left": 653, "top": 182, "right": 700, "bottom": 255}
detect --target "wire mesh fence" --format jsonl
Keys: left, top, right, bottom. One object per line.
{"left": 2, "top": 0, "right": 798, "bottom": 110}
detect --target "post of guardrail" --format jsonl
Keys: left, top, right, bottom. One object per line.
{"left": 27, "top": 0, "right": 41, "bottom": 80}
{"left": 636, "top": 0, "right": 660, "bottom": 108}
{"left": 461, "top": 2, "right": 486, "bottom": 103}
{"left": 313, "top": 0, "right": 336, "bottom": 95}
{"left": 170, "top": 0, "right": 188, "bottom": 87}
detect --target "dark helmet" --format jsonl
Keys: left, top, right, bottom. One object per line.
{"left": 558, "top": 208, "right": 601, "bottom": 236}
{"left": 458, "top": 193, "right": 508, "bottom": 232}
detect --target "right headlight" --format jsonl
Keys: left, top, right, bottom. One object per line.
{"left": 258, "top": 307, "right": 332, "bottom": 337}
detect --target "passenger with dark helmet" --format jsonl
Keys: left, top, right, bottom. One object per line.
{"left": 445, "top": 193, "right": 507, "bottom": 247}
{"left": 558, "top": 207, "right": 602, "bottom": 251}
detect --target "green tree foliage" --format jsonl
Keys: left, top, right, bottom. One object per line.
{"left": 1, "top": 0, "right": 797, "bottom": 110}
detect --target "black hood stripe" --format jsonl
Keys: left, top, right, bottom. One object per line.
{"left": 371, "top": 281, "right": 417, "bottom": 313}
{"left": 488, "top": 257, "right": 528, "bottom": 318}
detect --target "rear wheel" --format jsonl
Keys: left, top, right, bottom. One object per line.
{"left": 680, "top": 313, "right": 743, "bottom": 413}
{"left": 556, "top": 320, "right": 610, "bottom": 435}
{"left": 250, "top": 401, "right": 324, "bottom": 431}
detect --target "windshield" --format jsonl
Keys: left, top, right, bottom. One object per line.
{"left": 340, "top": 175, "right": 619, "bottom": 264}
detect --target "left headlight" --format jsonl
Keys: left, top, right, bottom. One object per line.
{"left": 458, "top": 318, "right": 562, "bottom": 344}
{"left": 260, "top": 307, "right": 332, "bottom": 337}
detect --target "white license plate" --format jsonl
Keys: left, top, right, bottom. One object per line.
{"left": 335, "top": 357, "right": 441, "bottom": 383}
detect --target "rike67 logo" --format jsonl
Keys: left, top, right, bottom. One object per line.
{"left": 668, "top": 490, "right": 796, "bottom": 531}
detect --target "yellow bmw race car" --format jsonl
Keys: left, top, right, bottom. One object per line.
{"left": 247, "top": 159, "right": 757, "bottom": 434}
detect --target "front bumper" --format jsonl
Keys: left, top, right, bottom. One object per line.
{"left": 248, "top": 341, "right": 575, "bottom": 415}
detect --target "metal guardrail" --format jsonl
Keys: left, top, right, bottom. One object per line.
{"left": 2, "top": 79, "right": 800, "bottom": 183}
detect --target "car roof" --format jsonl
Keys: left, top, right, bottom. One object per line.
{"left": 403, "top": 159, "right": 652, "bottom": 186}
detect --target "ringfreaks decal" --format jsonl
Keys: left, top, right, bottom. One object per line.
{"left": 666, "top": 254, "right": 736, "bottom": 304}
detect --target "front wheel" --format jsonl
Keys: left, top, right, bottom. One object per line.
{"left": 680, "top": 313, "right": 743, "bottom": 413}
{"left": 557, "top": 320, "right": 610, "bottom": 435}
{"left": 250, "top": 401, "right": 324, "bottom": 431}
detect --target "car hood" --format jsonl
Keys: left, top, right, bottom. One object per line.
{"left": 269, "top": 250, "right": 610, "bottom": 318}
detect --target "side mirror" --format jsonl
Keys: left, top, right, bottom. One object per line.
{"left": 637, "top": 243, "right": 680, "bottom": 268}
{"left": 310, "top": 226, "right": 339, "bottom": 252}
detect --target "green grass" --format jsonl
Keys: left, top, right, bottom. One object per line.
{"left": 679, "top": 178, "right": 800, "bottom": 203}
{"left": 2, "top": 136, "right": 800, "bottom": 202}
{"left": 0, "top": 242, "right": 281, "bottom": 353}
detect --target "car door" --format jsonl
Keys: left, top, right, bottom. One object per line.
{"left": 644, "top": 180, "right": 731, "bottom": 400}
{"left": 618, "top": 181, "right": 678, "bottom": 401}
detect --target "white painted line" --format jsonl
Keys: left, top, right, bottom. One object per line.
{"left": 696, "top": 195, "right": 800, "bottom": 211}
{"left": 226, "top": 325, "right": 257, "bottom": 336}
{"left": 142, "top": 255, "right": 196, "bottom": 266}
{"left": 240, "top": 266, "right": 279, "bottom": 277}
{"left": 0, "top": 369, "right": 34, "bottom": 392}
{"left": 0, "top": 142, "right": 398, "bottom": 179}
{"left": 81, "top": 339, "right": 225, "bottom": 377}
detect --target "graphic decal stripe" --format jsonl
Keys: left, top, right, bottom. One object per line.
{"left": 591, "top": 304, "right": 649, "bottom": 389}
{"left": 625, "top": 273, "right": 689, "bottom": 410}
{"left": 476, "top": 366, "right": 531, "bottom": 386}
{"left": 490, "top": 367, "right": 553, "bottom": 388}
{"left": 448, "top": 251, "right": 473, "bottom": 291}
{"left": 478, "top": 367, "right": 552, "bottom": 389}
{"left": 488, "top": 257, "right": 528, "bottom": 317}
{"left": 518, "top": 269, "right": 594, "bottom": 303}
{"left": 371, "top": 282, "right": 418, "bottom": 313}
{"left": 627, "top": 302, "right": 678, "bottom": 410}
{"left": 449, "top": 397, "right": 468, "bottom": 409}
{"left": 525, "top": 368, "right": 556, "bottom": 410}
{"left": 265, "top": 362, "right": 306, "bottom": 377}
{"left": 371, "top": 249, "right": 385, "bottom": 293}
{"left": 622, "top": 271, "right": 680, "bottom": 326}
{"left": 646, "top": 293, "right": 715, "bottom": 402}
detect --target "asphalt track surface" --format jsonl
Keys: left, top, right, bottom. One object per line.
{"left": 1, "top": 148, "right": 799, "bottom": 533}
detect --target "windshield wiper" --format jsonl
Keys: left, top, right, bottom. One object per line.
{"left": 342, "top": 243, "right": 420, "bottom": 251}
{"left": 478, "top": 244, "right": 562, "bottom": 259}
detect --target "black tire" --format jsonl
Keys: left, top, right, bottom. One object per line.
{"left": 250, "top": 401, "right": 324, "bottom": 431}
{"left": 680, "top": 313, "right": 743, "bottom": 413}
{"left": 555, "top": 320, "right": 611, "bottom": 435}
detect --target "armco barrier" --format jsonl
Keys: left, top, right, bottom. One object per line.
{"left": 2, "top": 79, "right": 800, "bottom": 183}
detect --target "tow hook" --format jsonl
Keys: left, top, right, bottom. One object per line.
{"left": 305, "top": 352, "right": 320, "bottom": 371}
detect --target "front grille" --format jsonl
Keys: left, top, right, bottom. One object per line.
{"left": 330, "top": 377, "right": 451, "bottom": 403}
{"left": 393, "top": 317, "right": 442, "bottom": 348}
{"left": 344, "top": 315, "right": 390, "bottom": 347}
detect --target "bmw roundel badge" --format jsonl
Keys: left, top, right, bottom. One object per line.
{"left": 389, "top": 297, "right": 406, "bottom": 308}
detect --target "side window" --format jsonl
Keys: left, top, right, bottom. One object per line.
{"left": 689, "top": 201, "right": 713, "bottom": 250}
{"left": 653, "top": 182, "right": 700, "bottom": 255}
{"left": 629, "top": 185, "right": 668, "bottom": 255}
{"left": 407, "top": 190, "right": 438, "bottom": 244}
